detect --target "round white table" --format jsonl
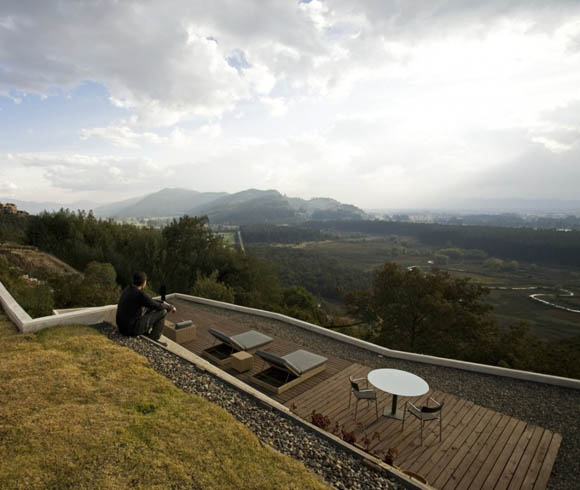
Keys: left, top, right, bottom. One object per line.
{"left": 367, "top": 368, "right": 429, "bottom": 420}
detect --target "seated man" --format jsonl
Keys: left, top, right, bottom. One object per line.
{"left": 116, "top": 271, "right": 175, "bottom": 345}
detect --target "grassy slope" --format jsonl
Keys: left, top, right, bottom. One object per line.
{"left": 0, "top": 315, "right": 328, "bottom": 490}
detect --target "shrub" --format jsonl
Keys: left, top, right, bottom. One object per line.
{"left": 310, "top": 410, "right": 330, "bottom": 431}
{"left": 191, "top": 271, "right": 235, "bottom": 303}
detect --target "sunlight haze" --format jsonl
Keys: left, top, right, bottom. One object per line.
{"left": 1, "top": 1, "right": 580, "bottom": 209}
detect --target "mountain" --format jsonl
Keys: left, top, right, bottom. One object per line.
{"left": 189, "top": 189, "right": 296, "bottom": 224}
{"left": 96, "top": 188, "right": 227, "bottom": 218}
{"left": 93, "top": 196, "right": 144, "bottom": 217}
{"left": 188, "top": 189, "right": 368, "bottom": 224}
{"left": 6, "top": 188, "right": 368, "bottom": 224}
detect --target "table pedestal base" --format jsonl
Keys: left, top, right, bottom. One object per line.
{"left": 383, "top": 407, "right": 405, "bottom": 420}
{"left": 383, "top": 394, "right": 404, "bottom": 420}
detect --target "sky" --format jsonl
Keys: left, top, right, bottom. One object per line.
{"left": 1, "top": 1, "right": 580, "bottom": 209}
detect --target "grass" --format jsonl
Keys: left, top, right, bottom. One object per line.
{"left": 0, "top": 315, "right": 329, "bottom": 490}
{"left": 487, "top": 289, "right": 580, "bottom": 340}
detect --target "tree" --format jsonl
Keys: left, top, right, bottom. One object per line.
{"left": 282, "top": 286, "right": 326, "bottom": 325}
{"left": 160, "top": 216, "right": 221, "bottom": 293}
{"left": 191, "top": 271, "right": 235, "bottom": 303}
{"left": 345, "top": 262, "right": 495, "bottom": 359}
{"left": 75, "top": 262, "right": 121, "bottom": 307}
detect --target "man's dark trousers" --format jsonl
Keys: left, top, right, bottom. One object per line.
{"left": 136, "top": 308, "right": 167, "bottom": 340}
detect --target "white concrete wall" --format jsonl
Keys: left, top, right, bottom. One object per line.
{"left": 0, "top": 279, "right": 117, "bottom": 333}
{"left": 171, "top": 293, "right": 580, "bottom": 390}
{"left": 2, "top": 281, "right": 578, "bottom": 390}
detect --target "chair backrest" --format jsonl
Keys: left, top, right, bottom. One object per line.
{"left": 349, "top": 377, "right": 361, "bottom": 392}
{"left": 421, "top": 403, "right": 444, "bottom": 413}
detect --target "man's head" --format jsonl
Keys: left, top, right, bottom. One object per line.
{"left": 133, "top": 271, "right": 147, "bottom": 289}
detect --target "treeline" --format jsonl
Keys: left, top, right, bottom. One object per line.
{"left": 1, "top": 210, "right": 326, "bottom": 324}
{"left": 248, "top": 244, "right": 371, "bottom": 302}
{"left": 241, "top": 224, "right": 323, "bottom": 244}
{"left": 306, "top": 220, "right": 580, "bottom": 267}
{"left": 0, "top": 211, "right": 27, "bottom": 244}
{"left": 346, "top": 262, "right": 580, "bottom": 379}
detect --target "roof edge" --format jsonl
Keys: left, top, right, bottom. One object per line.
{"left": 170, "top": 292, "right": 580, "bottom": 391}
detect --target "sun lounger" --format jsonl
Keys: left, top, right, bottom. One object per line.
{"left": 251, "top": 349, "right": 328, "bottom": 394}
{"left": 202, "top": 328, "right": 273, "bottom": 366}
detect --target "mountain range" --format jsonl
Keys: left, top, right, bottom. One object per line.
{"left": 2, "top": 188, "right": 368, "bottom": 225}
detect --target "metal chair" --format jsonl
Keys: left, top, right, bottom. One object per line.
{"left": 349, "top": 375, "right": 378, "bottom": 421}
{"left": 402, "top": 397, "right": 443, "bottom": 445}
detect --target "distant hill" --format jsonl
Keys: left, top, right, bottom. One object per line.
{"left": 95, "top": 188, "right": 228, "bottom": 218}
{"left": 187, "top": 189, "right": 368, "bottom": 225}
{"left": 89, "top": 188, "right": 368, "bottom": 224}
{"left": 3, "top": 188, "right": 368, "bottom": 224}
{"left": 92, "top": 196, "right": 144, "bottom": 217}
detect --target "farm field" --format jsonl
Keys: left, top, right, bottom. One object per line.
{"left": 253, "top": 235, "right": 580, "bottom": 341}
{"left": 217, "top": 231, "right": 236, "bottom": 247}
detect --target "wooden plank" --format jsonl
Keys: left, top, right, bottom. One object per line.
{"left": 289, "top": 366, "right": 363, "bottom": 421}
{"left": 518, "top": 430, "right": 554, "bottom": 490}
{"left": 531, "top": 433, "right": 562, "bottom": 490}
{"left": 459, "top": 416, "right": 520, "bottom": 490}
{"left": 407, "top": 400, "right": 478, "bottom": 474}
{"left": 493, "top": 424, "right": 537, "bottom": 490}
{"left": 506, "top": 426, "right": 545, "bottom": 490}
{"left": 479, "top": 419, "right": 528, "bottom": 490}
{"left": 421, "top": 405, "right": 490, "bottom": 484}
{"left": 430, "top": 406, "right": 498, "bottom": 489}
{"left": 384, "top": 394, "right": 468, "bottom": 471}
{"left": 373, "top": 391, "right": 456, "bottom": 463}
{"left": 444, "top": 411, "right": 504, "bottom": 490}
{"left": 301, "top": 364, "right": 366, "bottom": 414}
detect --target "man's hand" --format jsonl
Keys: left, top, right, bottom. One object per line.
{"left": 164, "top": 301, "right": 176, "bottom": 313}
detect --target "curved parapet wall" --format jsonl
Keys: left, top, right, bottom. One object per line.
{"left": 171, "top": 292, "right": 580, "bottom": 391}
{"left": 1, "top": 280, "right": 578, "bottom": 390}
{"left": 0, "top": 280, "right": 117, "bottom": 333}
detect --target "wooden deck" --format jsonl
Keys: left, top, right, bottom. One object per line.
{"left": 170, "top": 300, "right": 562, "bottom": 490}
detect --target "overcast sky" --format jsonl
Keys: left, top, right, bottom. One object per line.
{"left": 1, "top": 1, "right": 580, "bottom": 209}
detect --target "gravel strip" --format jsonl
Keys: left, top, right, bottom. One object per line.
{"left": 95, "top": 323, "right": 404, "bottom": 490}
{"left": 182, "top": 301, "right": 580, "bottom": 490}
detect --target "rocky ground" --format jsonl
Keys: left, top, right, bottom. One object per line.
{"left": 96, "top": 323, "right": 404, "bottom": 490}
{"left": 179, "top": 302, "right": 580, "bottom": 490}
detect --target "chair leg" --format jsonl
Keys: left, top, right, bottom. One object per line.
{"left": 440, "top": 416, "right": 442, "bottom": 441}
{"left": 349, "top": 391, "right": 351, "bottom": 408}
{"left": 402, "top": 406, "right": 406, "bottom": 432}
{"left": 421, "top": 421, "right": 424, "bottom": 446}
{"left": 355, "top": 399, "right": 359, "bottom": 420}
{"left": 375, "top": 400, "right": 379, "bottom": 421}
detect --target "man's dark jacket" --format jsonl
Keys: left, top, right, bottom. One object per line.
{"left": 116, "top": 285, "right": 168, "bottom": 335}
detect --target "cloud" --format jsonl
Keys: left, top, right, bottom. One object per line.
{"left": 3, "top": 153, "right": 162, "bottom": 192}
{"left": 0, "top": 1, "right": 327, "bottom": 125}
{"left": 80, "top": 126, "right": 164, "bottom": 149}
{"left": 0, "top": 179, "right": 18, "bottom": 196}
{"left": 473, "top": 144, "right": 580, "bottom": 199}
{"left": 2, "top": 1, "right": 580, "bottom": 208}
